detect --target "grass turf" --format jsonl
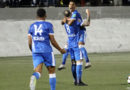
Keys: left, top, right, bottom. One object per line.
{"left": 0, "top": 52, "right": 130, "bottom": 90}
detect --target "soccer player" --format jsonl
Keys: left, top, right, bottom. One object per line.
{"left": 61, "top": 10, "right": 87, "bottom": 86}
{"left": 58, "top": 0, "right": 91, "bottom": 70}
{"left": 28, "top": 8, "right": 66, "bottom": 90}
{"left": 68, "top": 0, "right": 91, "bottom": 69}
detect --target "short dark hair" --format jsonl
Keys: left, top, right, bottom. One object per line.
{"left": 37, "top": 8, "right": 46, "bottom": 18}
{"left": 63, "top": 10, "right": 71, "bottom": 17}
{"left": 69, "top": 0, "right": 76, "bottom": 4}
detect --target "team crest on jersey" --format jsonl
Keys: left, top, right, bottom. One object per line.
{"left": 72, "top": 14, "right": 76, "bottom": 18}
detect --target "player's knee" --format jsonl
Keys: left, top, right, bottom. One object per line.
{"left": 34, "top": 68, "right": 42, "bottom": 73}
{"left": 78, "top": 42, "right": 85, "bottom": 45}
{"left": 48, "top": 66, "right": 55, "bottom": 74}
{"left": 71, "top": 60, "right": 76, "bottom": 64}
{"left": 34, "top": 63, "right": 43, "bottom": 73}
{"left": 78, "top": 45, "right": 84, "bottom": 48}
{"left": 76, "top": 60, "right": 83, "bottom": 65}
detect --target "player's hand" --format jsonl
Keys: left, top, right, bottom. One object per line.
{"left": 61, "top": 17, "right": 67, "bottom": 25}
{"left": 60, "top": 48, "right": 66, "bottom": 54}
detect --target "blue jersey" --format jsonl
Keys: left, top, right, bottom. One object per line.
{"left": 71, "top": 10, "right": 86, "bottom": 33}
{"left": 28, "top": 20, "right": 54, "bottom": 53}
{"left": 64, "top": 23, "right": 79, "bottom": 48}
{"left": 71, "top": 10, "right": 87, "bottom": 43}
{"left": 71, "top": 10, "right": 82, "bottom": 25}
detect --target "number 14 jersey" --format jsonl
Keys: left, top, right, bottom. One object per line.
{"left": 28, "top": 20, "right": 54, "bottom": 53}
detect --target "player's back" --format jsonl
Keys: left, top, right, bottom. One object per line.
{"left": 28, "top": 21, "right": 54, "bottom": 53}
{"left": 64, "top": 23, "right": 79, "bottom": 48}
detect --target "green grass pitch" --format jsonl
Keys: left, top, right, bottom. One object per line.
{"left": 0, "top": 52, "right": 130, "bottom": 90}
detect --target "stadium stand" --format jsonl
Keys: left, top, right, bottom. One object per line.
{"left": 0, "top": 0, "right": 130, "bottom": 8}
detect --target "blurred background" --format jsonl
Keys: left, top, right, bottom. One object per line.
{"left": 0, "top": 1, "right": 130, "bottom": 90}
{"left": 0, "top": 0, "right": 130, "bottom": 57}
{"left": 0, "top": 0, "right": 130, "bottom": 8}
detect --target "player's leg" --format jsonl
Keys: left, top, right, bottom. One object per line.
{"left": 74, "top": 48, "right": 87, "bottom": 86}
{"left": 71, "top": 60, "right": 76, "bottom": 84}
{"left": 128, "top": 75, "right": 130, "bottom": 84}
{"left": 58, "top": 48, "right": 69, "bottom": 70}
{"left": 79, "top": 32, "right": 91, "bottom": 69}
{"left": 76, "top": 60, "right": 83, "bottom": 84}
{"left": 30, "top": 64, "right": 43, "bottom": 90}
{"left": 45, "top": 52, "right": 56, "bottom": 90}
{"left": 69, "top": 49, "right": 77, "bottom": 84}
{"left": 30, "top": 53, "right": 43, "bottom": 90}
{"left": 75, "top": 49, "right": 83, "bottom": 84}
{"left": 62, "top": 52, "right": 68, "bottom": 65}
{"left": 70, "top": 49, "right": 76, "bottom": 83}
{"left": 47, "top": 66, "right": 56, "bottom": 90}
{"left": 79, "top": 44, "right": 91, "bottom": 68}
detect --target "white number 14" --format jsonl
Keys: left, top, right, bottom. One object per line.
{"left": 34, "top": 24, "right": 43, "bottom": 36}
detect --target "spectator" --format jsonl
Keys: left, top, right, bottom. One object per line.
{"left": 0, "top": 0, "right": 5, "bottom": 8}
{"left": 81, "top": 0, "right": 85, "bottom": 6}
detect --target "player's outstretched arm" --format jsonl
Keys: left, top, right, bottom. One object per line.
{"left": 67, "top": 18, "right": 75, "bottom": 26}
{"left": 49, "top": 35, "right": 66, "bottom": 54}
{"left": 61, "top": 17, "right": 74, "bottom": 26}
{"left": 28, "top": 35, "right": 32, "bottom": 51}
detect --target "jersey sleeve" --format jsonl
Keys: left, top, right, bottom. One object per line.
{"left": 28, "top": 24, "right": 33, "bottom": 36}
{"left": 77, "top": 19, "right": 83, "bottom": 26}
{"left": 48, "top": 23, "right": 54, "bottom": 35}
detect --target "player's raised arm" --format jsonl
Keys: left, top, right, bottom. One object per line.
{"left": 86, "top": 9, "right": 90, "bottom": 25}
{"left": 81, "top": 9, "right": 90, "bottom": 26}
{"left": 49, "top": 35, "right": 66, "bottom": 54}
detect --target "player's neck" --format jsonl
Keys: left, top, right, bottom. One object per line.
{"left": 37, "top": 17, "right": 46, "bottom": 21}
{"left": 70, "top": 9, "right": 75, "bottom": 13}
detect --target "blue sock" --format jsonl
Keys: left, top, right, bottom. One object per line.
{"left": 49, "top": 74, "right": 56, "bottom": 90}
{"left": 80, "top": 47, "right": 89, "bottom": 63}
{"left": 71, "top": 64, "right": 76, "bottom": 82}
{"left": 32, "top": 72, "right": 41, "bottom": 79}
{"left": 30, "top": 72, "right": 41, "bottom": 89}
{"left": 62, "top": 51, "right": 69, "bottom": 65}
{"left": 76, "top": 63, "right": 83, "bottom": 83}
